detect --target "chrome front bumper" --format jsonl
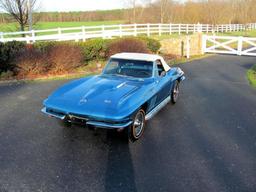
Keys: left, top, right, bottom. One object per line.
{"left": 41, "top": 107, "right": 66, "bottom": 120}
{"left": 41, "top": 107, "right": 132, "bottom": 129}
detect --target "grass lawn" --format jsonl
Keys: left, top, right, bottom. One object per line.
{"left": 0, "top": 20, "right": 125, "bottom": 32}
{"left": 217, "top": 30, "right": 256, "bottom": 37}
{"left": 247, "top": 65, "right": 256, "bottom": 87}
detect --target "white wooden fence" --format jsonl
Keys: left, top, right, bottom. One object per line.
{"left": 0, "top": 23, "right": 256, "bottom": 43}
{"left": 202, "top": 35, "right": 256, "bottom": 56}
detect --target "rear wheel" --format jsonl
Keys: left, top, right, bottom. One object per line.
{"left": 171, "top": 80, "right": 180, "bottom": 104}
{"left": 128, "top": 109, "right": 146, "bottom": 142}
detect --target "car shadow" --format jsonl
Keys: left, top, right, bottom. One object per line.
{"left": 60, "top": 125, "right": 137, "bottom": 192}
{"left": 104, "top": 130, "right": 138, "bottom": 192}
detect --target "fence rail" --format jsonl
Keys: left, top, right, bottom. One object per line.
{"left": 1, "top": 23, "right": 256, "bottom": 43}
{"left": 202, "top": 35, "right": 256, "bottom": 56}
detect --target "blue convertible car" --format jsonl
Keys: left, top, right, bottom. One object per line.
{"left": 42, "top": 53, "right": 185, "bottom": 141}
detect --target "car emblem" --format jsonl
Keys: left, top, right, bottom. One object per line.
{"left": 80, "top": 98, "right": 88, "bottom": 104}
{"left": 104, "top": 99, "right": 112, "bottom": 104}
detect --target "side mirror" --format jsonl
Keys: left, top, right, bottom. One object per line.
{"left": 160, "top": 71, "right": 166, "bottom": 77}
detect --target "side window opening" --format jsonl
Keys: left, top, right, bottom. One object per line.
{"left": 156, "top": 60, "right": 165, "bottom": 76}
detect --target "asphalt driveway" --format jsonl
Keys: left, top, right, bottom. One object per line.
{"left": 0, "top": 55, "right": 256, "bottom": 192}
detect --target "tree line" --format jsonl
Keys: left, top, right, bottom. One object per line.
{"left": 128, "top": 0, "right": 256, "bottom": 24}
{"left": 0, "top": 0, "right": 255, "bottom": 32}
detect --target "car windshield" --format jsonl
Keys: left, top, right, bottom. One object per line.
{"left": 103, "top": 58, "right": 153, "bottom": 78}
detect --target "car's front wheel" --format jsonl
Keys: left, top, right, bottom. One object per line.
{"left": 171, "top": 80, "right": 180, "bottom": 104}
{"left": 128, "top": 109, "right": 146, "bottom": 142}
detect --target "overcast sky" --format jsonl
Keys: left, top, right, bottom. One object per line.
{"left": 40, "top": 0, "right": 185, "bottom": 12}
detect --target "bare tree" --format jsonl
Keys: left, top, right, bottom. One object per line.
{"left": 125, "top": 0, "right": 151, "bottom": 23}
{"left": 160, "top": 0, "right": 170, "bottom": 23}
{"left": 0, "top": 0, "right": 39, "bottom": 32}
{"left": 124, "top": 0, "right": 137, "bottom": 23}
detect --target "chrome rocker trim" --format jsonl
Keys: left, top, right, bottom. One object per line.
{"left": 145, "top": 96, "right": 171, "bottom": 121}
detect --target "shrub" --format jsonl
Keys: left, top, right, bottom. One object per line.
{"left": 33, "top": 41, "right": 56, "bottom": 53}
{"left": 106, "top": 37, "right": 149, "bottom": 57}
{"left": 162, "top": 53, "right": 179, "bottom": 61}
{"left": 252, "top": 64, "right": 256, "bottom": 72}
{"left": 0, "top": 70, "right": 14, "bottom": 80}
{"left": 0, "top": 37, "right": 161, "bottom": 80}
{"left": 139, "top": 37, "right": 161, "bottom": 53}
{"left": 79, "top": 39, "right": 109, "bottom": 62}
{"left": 48, "top": 43, "right": 83, "bottom": 74}
{"left": 0, "top": 41, "right": 25, "bottom": 73}
{"left": 247, "top": 64, "right": 256, "bottom": 87}
{"left": 15, "top": 48, "right": 49, "bottom": 78}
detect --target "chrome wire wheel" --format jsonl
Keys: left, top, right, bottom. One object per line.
{"left": 130, "top": 109, "right": 145, "bottom": 141}
{"left": 134, "top": 112, "right": 144, "bottom": 137}
{"left": 171, "top": 81, "right": 180, "bottom": 104}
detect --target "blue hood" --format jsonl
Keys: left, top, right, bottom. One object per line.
{"left": 44, "top": 75, "right": 151, "bottom": 120}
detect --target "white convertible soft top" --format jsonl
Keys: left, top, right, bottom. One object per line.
{"left": 111, "top": 53, "right": 171, "bottom": 72}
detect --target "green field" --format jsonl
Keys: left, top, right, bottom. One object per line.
{"left": 0, "top": 20, "right": 125, "bottom": 32}
{"left": 218, "top": 30, "right": 256, "bottom": 37}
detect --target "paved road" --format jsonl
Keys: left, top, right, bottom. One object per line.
{"left": 0, "top": 55, "right": 256, "bottom": 192}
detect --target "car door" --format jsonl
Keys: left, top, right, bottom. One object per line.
{"left": 154, "top": 60, "right": 172, "bottom": 105}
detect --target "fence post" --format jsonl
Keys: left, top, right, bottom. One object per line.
{"left": 58, "top": 28, "right": 62, "bottom": 41}
{"left": 201, "top": 35, "right": 207, "bottom": 54}
{"left": 237, "top": 36, "right": 243, "bottom": 56}
{"left": 119, "top": 24, "right": 122, "bottom": 38}
{"left": 25, "top": 35, "right": 30, "bottom": 44}
{"left": 147, "top": 23, "right": 150, "bottom": 37}
{"left": 102, "top": 25, "right": 105, "bottom": 39}
{"left": 31, "top": 30, "right": 35, "bottom": 43}
{"left": 82, "top": 26, "right": 86, "bottom": 42}
{"left": 197, "top": 22, "right": 201, "bottom": 33}
{"left": 169, "top": 23, "right": 172, "bottom": 35}
{"left": 186, "top": 24, "right": 189, "bottom": 34}
{"left": 179, "top": 24, "right": 181, "bottom": 35}
{"left": 0, "top": 32, "right": 4, "bottom": 42}
{"left": 193, "top": 24, "right": 196, "bottom": 33}
{"left": 75, "top": 33, "right": 79, "bottom": 42}
{"left": 159, "top": 24, "right": 161, "bottom": 36}
{"left": 134, "top": 23, "right": 137, "bottom": 37}
{"left": 186, "top": 36, "right": 190, "bottom": 59}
